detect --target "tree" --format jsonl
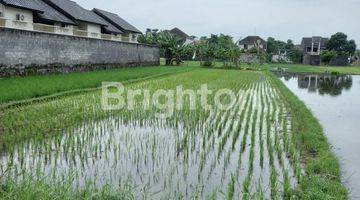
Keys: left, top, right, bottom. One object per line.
{"left": 267, "top": 38, "right": 301, "bottom": 63}
{"left": 267, "top": 37, "right": 279, "bottom": 54}
{"left": 285, "top": 40, "right": 294, "bottom": 51}
{"left": 346, "top": 40, "right": 357, "bottom": 55}
{"left": 156, "top": 31, "right": 183, "bottom": 65}
{"left": 138, "top": 29, "right": 159, "bottom": 45}
{"left": 321, "top": 50, "right": 337, "bottom": 65}
{"left": 139, "top": 29, "right": 194, "bottom": 65}
{"left": 195, "top": 34, "right": 239, "bottom": 67}
{"left": 327, "top": 32, "right": 357, "bottom": 56}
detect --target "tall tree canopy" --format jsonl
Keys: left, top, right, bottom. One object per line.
{"left": 327, "top": 32, "right": 357, "bottom": 55}
{"left": 138, "top": 29, "right": 188, "bottom": 65}
{"left": 266, "top": 38, "right": 301, "bottom": 63}
{"left": 196, "top": 34, "right": 240, "bottom": 67}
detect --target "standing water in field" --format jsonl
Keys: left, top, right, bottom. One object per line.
{"left": 277, "top": 73, "right": 360, "bottom": 199}
{"left": 0, "top": 80, "right": 301, "bottom": 199}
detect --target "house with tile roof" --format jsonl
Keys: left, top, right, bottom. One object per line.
{"left": 0, "top": 0, "right": 43, "bottom": 30}
{"left": 93, "top": 8, "right": 141, "bottom": 43}
{"left": 237, "top": 36, "right": 267, "bottom": 52}
{"left": 168, "top": 27, "right": 196, "bottom": 45}
{"left": 42, "top": 0, "right": 109, "bottom": 38}
{"left": 0, "top": 0, "right": 140, "bottom": 42}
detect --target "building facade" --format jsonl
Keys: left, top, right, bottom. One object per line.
{"left": 93, "top": 8, "right": 142, "bottom": 43}
{"left": 0, "top": 0, "right": 141, "bottom": 43}
{"left": 301, "top": 36, "right": 328, "bottom": 65}
{"left": 237, "top": 36, "right": 267, "bottom": 52}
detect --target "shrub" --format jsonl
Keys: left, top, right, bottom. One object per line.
{"left": 321, "top": 50, "right": 337, "bottom": 65}
{"left": 201, "top": 61, "right": 213, "bottom": 67}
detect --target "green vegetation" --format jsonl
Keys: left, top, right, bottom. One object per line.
{"left": 0, "top": 64, "right": 349, "bottom": 199}
{"left": 1, "top": 68, "right": 302, "bottom": 199}
{"left": 320, "top": 50, "right": 338, "bottom": 65}
{"left": 0, "top": 65, "right": 194, "bottom": 104}
{"left": 327, "top": 32, "right": 357, "bottom": 56}
{"left": 269, "top": 72, "right": 348, "bottom": 199}
{"left": 267, "top": 37, "right": 302, "bottom": 63}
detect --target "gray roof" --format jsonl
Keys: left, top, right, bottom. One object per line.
{"left": 34, "top": 0, "right": 75, "bottom": 25}
{"left": 91, "top": 11, "right": 123, "bottom": 34}
{"left": 0, "top": 0, "right": 75, "bottom": 25}
{"left": 301, "top": 37, "right": 328, "bottom": 48}
{"left": 169, "top": 27, "right": 190, "bottom": 40}
{"left": 43, "top": 0, "right": 107, "bottom": 26}
{"left": 239, "top": 36, "right": 267, "bottom": 45}
{"left": 0, "top": 0, "right": 43, "bottom": 12}
{"left": 93, "top": 8, "right": 141, "bottom": 34}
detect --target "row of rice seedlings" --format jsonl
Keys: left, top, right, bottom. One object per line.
{"left": 267, "top": 78, "right": 303, "bottom": 185}
{"left": 1, "top": 71, "right": 304, "bottom": 198}
{"left": 217, "top": 89, "right": 245, "bottom": 159}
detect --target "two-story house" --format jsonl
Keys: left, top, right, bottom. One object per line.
{"left": 301, "top": 36, "right": 328, "bottom": 65}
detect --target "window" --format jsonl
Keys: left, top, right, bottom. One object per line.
{"left": 306, "top": 47, "right": 312, "bottom": 52}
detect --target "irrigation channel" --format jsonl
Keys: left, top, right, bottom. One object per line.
{"left": 277, "top": 73, "right": 360, "bottom": 199}
{"left": 0, "top": 70, "right": 302, "bottom": 199}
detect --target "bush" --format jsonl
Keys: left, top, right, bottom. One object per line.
{"left": 321, "top": 50, "right": 337, "bottom": 65}
{"left": 201, "top": 61, "right": 213, "bottom": 67}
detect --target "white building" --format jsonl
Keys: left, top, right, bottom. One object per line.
{"left": 0, "top": 0, "right": 141, "bottom": 42}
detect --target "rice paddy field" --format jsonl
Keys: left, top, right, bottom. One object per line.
{"left": 0, "top": 68, "right": 347, "bottom": 199}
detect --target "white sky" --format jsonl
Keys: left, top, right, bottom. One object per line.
{"left": 77, "top": 0, "right": 360, "bottom": 45}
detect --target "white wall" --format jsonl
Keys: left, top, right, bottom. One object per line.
{"left": 74, "top": 21, "right": 101, "bottom": 38}
{"left": 54, "top": 22, "right": 73, "bottom": 35}
{"left": 129, "top": 33, "right": 139, "bottom": 43}
{"left": 0, "top": 3, "right": 5, "bottom": 16}
{"left": 87, "top": 23, "right": 101, "bottom": 38}
{"left": 2, "top": 5, "right": 33, "bottom": 30}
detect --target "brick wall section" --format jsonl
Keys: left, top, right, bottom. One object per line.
{"left": 0, "top": 28, "right": 160, "bottom": 77}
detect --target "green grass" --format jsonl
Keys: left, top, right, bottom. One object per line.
{"left": 268, "top": 63, "right": 360, "bottom": 75}
{"left": 268, "top": 72, "right": 348, "bottom": 199}
{"left": 0, "top": 173, "right": 135, "bottom": 200}
{"left": 0, "top": 65, "right": 196, "bottom": 105}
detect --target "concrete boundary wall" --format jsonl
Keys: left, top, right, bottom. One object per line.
{"left": 0, "top": 28, "right": 160, "bottom": 77}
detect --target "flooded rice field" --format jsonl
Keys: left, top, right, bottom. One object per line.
{"left": 0, "top": 78, "right": 301, "bottom": 199}
{"left": 277, "top": 73, "right": 360, "bottom": 199}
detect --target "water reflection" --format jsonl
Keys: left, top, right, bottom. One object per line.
{"left": 275, "top": 72, "right": 353, "bottom": 96}
{"left": 277, "top": 72, "right": 360, "bottom": 199}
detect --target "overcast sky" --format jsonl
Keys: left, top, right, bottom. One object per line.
{"left": 77, "top": 0, "right": 360, "bottom": 45}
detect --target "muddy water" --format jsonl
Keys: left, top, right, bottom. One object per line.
{"left": 277, "top": 73, "right": 360, "bottom": 199}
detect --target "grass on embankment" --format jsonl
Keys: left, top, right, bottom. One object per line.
{"left": 268, "top": 63, "right": 360, "bottom": 75}
{"left": 0, "top": 65, "right": 195, "bottom": 105}
{"left": 268, "top": 72, "right": 348, "bottom": 199}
